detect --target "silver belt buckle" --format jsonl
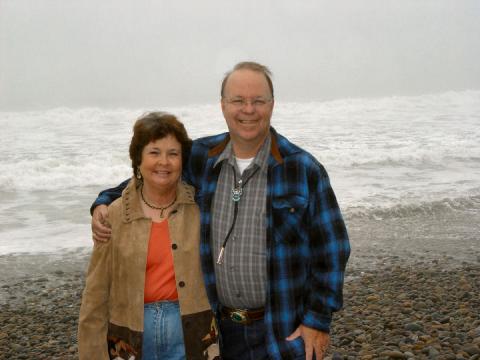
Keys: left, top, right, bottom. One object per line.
{"left": 230, "top": 310, "right": 249, "bottom": 324}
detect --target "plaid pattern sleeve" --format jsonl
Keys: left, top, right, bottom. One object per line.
{"left": 90, "top": 179, "right": 130, "bottom": 214}
{"left": 302, "top": 157, "right": 350, "bottom": 330}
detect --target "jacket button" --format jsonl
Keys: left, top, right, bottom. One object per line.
{"left": 172, "top": 244, "right": 178, "bottom": 250}
{"left": 179, "top": 281, "right": 185, "bottom": 287}
{"left": 289, "top": 207, "right": 295, "bottom": 213}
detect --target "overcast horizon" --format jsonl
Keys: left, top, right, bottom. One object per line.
{"left": 1, "top": 0, "right": 479, "bottom": 111}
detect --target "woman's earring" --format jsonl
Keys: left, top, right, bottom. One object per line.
{"left": 136, "top": 168, "right": 142, "bottom": 180}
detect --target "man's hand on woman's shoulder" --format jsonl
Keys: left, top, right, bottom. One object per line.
{"left": 92, "top": 205, "right": 111, "bottom": 243}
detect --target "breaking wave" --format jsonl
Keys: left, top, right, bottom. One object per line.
{"left": 346, "top": 194, "right": 480, "bottom": 220}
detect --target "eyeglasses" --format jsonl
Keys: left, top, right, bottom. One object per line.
{"left": 223, "top": 97, "right": 273, "bottom": 109}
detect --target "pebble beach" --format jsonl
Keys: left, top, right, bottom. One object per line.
{"left": 1, "top": 212, "right": 479, "bottom": 359}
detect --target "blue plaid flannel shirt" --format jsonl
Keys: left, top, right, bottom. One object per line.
{"left": 92, "top": 127, "right": 350, "bottom": 359}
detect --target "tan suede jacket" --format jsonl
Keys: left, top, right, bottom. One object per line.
{"left": 78, "top": 178, "right": 218, "bottom": 360}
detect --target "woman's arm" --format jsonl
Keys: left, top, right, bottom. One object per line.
{"left": 78, "top": 240, "right": 112, "bottom": 359}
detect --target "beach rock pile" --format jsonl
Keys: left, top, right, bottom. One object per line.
{"left": 0, "top": 256, "right": 478, "bottom": 359}
{"left": 0, "top": 269, "right": 84, "bottom": 359}
{"left": 328, "top": 258, "right": 480, "bottom": 359}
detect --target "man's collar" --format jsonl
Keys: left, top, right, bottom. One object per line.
{"left": 213, "top": 133, "right": 272, "bottom": 170}
{"left": 208, "top": 134, "right": 230, "bottom": 157}
{"left": 252, "top": 134, "right": 271, "bottom": 171}
{"left": 213, "top": 141, "right": 234, "bottom": 168}
{"left": 208, "top": 128, "right": 284, "bottom": 165}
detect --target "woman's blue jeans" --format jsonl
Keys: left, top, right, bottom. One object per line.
{"left": 142, "top": 301, "right": 186, "bottom": 360}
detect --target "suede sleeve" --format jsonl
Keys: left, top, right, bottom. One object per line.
{"left": 78, "top": 239, "right": 112, "bottom": 359}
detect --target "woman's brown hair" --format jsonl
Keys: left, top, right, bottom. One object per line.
{"left": 129, "top": 112, "right": 192, "bottom": 178}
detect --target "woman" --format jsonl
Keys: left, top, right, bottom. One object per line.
{"left": 78, "top": 112, "right": 218, "bottom": 360}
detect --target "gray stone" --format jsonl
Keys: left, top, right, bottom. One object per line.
{"left": 462, "top": 344, "right": 480, "bottom": 355}
{"left": 405, "top": 322, "right": 424, "bottom": 332}
{"left": 428, "top": 346, "right": 440, "bottom": 358}
{"left": 380, "top": 350, "right": 407, "bottom": 359}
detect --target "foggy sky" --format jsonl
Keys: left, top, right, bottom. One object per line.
{"left": 1, "top": 0, "right": 479, "bottom": 110}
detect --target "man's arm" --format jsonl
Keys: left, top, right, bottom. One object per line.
{"left": 287, "top": 162, "right": 350, "bottom": 359}
{"left": 91, "top": 179, "right": 130, "bottom": 243}
{"left": 304, "top": 164, "right": 350, "bottom": 328}
{"left": 90, "top": 179, "right": 130, "bottom": 215}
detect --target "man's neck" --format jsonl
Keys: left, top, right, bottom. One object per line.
{"left": 231, "top": 135, "right": 268, "bottom": 159}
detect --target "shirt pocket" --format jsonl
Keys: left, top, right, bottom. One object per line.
{"left": 271, "top": 194, "right": 308, "bottom": 244}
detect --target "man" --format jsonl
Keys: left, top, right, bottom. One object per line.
{"left": 91, "top": 62, "right": 350, "bottom": 359}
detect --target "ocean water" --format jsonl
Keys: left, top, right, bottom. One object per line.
{"left": 1, "top": 90, "right": 479, "bottom": 255}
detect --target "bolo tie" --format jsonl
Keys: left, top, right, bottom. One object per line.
{"left": 216, "top": 165, "right": 260, "bottom": 265}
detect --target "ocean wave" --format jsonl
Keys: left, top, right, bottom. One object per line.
{"left": 0, "top": 158, "right": 132, "bottom": 191}
{"left": 349, "top": 154, "right": 447, "bottom": 170}
{"left": 345, "top": 195, "right": 480, "bottom": 220}
{"left": 1, "top": 90, "right": 479, "bottom": 198}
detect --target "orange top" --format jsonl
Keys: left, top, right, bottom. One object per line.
{"left": 144, "top": 220, "right": 178, "bottom": 303}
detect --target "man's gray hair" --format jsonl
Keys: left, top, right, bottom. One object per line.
{"left": 221, "top": 61, "right": 274, "bottom": 98}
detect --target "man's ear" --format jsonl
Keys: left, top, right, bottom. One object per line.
{"left": 220, "top": 99, "right": 227, "bottom": 115}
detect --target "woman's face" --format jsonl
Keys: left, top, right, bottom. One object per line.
{"left": 139, "top": 134, "right": 182, "bottom": 192}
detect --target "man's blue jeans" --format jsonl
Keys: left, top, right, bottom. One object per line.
{"left": 219, "top": 316, "right": 308, "bottom": 360}
{"left": 219, "top": 316, "right": 269, "bottom": 360}
{"left": 142, "top": 301, "right": 185, "bottom": 360}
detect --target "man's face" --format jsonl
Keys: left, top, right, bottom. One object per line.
{"left": 221, "top": 69, "right": 274, "bottom": 153}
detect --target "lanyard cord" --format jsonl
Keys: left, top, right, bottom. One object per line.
{"left": 216, "top": 165, "right": 260, "bottom": 265}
